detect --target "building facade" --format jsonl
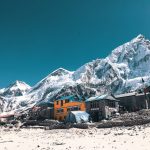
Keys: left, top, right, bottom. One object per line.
{"left": 28, "top": 102, "right": 54, "bottom": 120}
{"left": 115, "top": 92, "right": 150, "bottom": 112}
{"left": 85, "top": 94, "right": 119, "bottom": 122}
{"left": 54, "top": 95, "right": 86, "bottom": 121}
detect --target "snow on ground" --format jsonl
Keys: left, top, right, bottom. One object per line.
{"left": 0, "top": 125, "right": 150, "bottom": 150}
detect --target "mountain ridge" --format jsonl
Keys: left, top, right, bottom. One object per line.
{"left": 0, "top": 34, "right": 150, "bottom": 113}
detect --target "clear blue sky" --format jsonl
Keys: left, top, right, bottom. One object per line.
{"left": 0, "top": 0, "right": 150, "bottom": 87}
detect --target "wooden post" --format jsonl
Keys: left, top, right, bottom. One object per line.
{"left": 144, "top": 90, "right": 149, "bottom": 109}
{"left": 142, "top": 78, "right": 149, "bottom": 109}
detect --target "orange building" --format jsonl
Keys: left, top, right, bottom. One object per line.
{"left": 54, "top": 95, "right": 86, "bottom": 121}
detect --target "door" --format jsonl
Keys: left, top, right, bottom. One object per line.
{"left": 91, "top": 111, "right": 99, "bottom": 122}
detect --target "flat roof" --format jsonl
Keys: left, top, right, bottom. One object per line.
{"left": 86, "top": 94, "right": 118, "bottom": 102}
{"left": 115, "top": 92, "right": 149, "bottom": 98}
{"left": 115, "top": 92, "right": 136, "bottom": 98}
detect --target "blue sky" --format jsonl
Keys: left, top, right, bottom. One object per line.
{"left": 0, "top": 0, "right": 150, "bottom": 87}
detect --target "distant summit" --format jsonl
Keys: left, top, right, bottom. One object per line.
{"left": 50, "top": 68, "right": 73, "bottom": 76}
{"left": 1, "top": 80, "right": 30, "bottom": 97}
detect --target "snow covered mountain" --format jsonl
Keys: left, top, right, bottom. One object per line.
{"left": 0, "top": 80, "right": 31, "bottom": 97}
{"left": 1, "top": 34, "right": 150, "bottom": 113}
{"left": 0, "top": 81, "right": 31, "bottom": 113}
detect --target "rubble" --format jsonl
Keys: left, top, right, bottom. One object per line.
{"left": 2, "top": 109, "right": 150, "bottom": 130}
{"left": 97, "top": 109, "right": 150, "bottom": 128}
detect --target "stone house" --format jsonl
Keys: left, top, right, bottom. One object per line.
{"left": 28, "top": 102, "right": 54, "bottom": 120}
{"left": 85, "top": 94, "right": 119, "bottom": 122}
{"left": 115, "top": 92, "right": 150, "bottom": 112}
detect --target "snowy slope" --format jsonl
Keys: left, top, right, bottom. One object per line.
{"left": 72, "top": 34, "right": 150, "bottom": 94}
{"left": 1, "top": 34, "right": 150, "bottom": 113}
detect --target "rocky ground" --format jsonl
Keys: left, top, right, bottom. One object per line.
{"left": 0, "top": 124, "right": 150, "bottom": 150}
{"left": 97, "top": 109, "right": 150, "bottom": 128}
{"left": 1, "top": 109, "right": 150, "bottom": 150}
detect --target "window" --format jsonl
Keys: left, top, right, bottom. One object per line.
{"left": 65, "top": 99, "right": 69, "bottom": 103}
{"left": 74, "top": 106, "right": 79, "bottom": 111}
{"left": 91, "top": 102, "right": 93, "bottom": 108}
{"left": 61, "top": 100, "right": 63, "bottom": 106}
{"left": 91, "top": 101, "right": 97, "bottom": 108}
{"left": 97, "top": 101, "right": 99, "bottom": 108}
{"left": 94, "top": 102, "right": 96, "bottom": 108}
{"left": 67, "top": 106, "right": 80, "bottom": 111}
{"left": 56, "top": 101, "right": 59, "bottom": 105}
{"left": 57, "top": 108, "right": 64, "bottom": 113}
{"left": 67, "top": 108, "right": 70, "bottom": 112}
{"left": 106, "top": 100, "right": 115, "bottom": 108}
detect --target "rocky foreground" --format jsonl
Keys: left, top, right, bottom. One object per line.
{"left": 0, "top": 124, "right": 150, "bottom": 150}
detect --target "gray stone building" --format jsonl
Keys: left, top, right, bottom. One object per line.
{"left": 115, "top": 92, "right": 150, "bottom": 112}
{"left": 28, "top": 102, "right": 54, "bottom": 120}
{"left": 85, "top": 94, "right": 119, "bottom": 122}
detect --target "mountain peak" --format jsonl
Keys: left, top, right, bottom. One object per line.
{"left": 0, "top": 80, "right": 31, "bottom": 97}
{"left": 50, "top": 68, "right": 72, "bottom": 76}
{"left": 9, "top": 80, "right": 30, "bottom": 89}
{"left": 132, "top": 34, "right": 145, "bottom": 43}
{"left": 136, "top": 34, "right": 144, "bottom": 39}
{"left": 13, "top": 80, "right": 25, "bottom": 85}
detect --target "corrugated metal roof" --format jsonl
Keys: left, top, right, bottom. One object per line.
{"left": 115, "top": 92, "right": 136, "bottom": 98}
{"left": 115, "top": 92, "right": 150, "bottom": 98}
{"left": 86, "top": 94, "right": 108, "bottom": 102}
{"left": 85, "top": 94, "right": 117, "bottom": 102}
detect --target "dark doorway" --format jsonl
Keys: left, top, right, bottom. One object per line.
{"left": 91, "top": 111, "right": 99, "bottom": 122}
{"left": 61, "top": 100, "right": 63, "bottom": 106}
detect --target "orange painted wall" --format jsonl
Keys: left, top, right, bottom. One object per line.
{"left": 54, "top": 100, "right": 86, "bottom": 121}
